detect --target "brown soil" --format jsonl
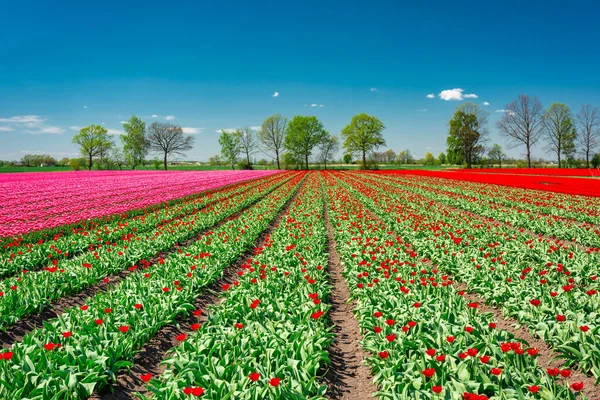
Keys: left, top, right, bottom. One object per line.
{"left": 322, "top": 191, "right": 378, "bottom": 400}
{"left": 92, "top": 176, "right": 306, "bottom": 399}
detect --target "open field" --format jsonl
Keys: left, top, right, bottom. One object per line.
{"left": 1, "top": 170, "right": 599, "bottom": 399}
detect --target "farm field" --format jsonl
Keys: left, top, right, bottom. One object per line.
{"left": 0, "top": 170, "right": 599, "bottom": 400}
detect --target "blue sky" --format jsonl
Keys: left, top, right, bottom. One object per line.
{"left": 1, "top": 0, "right": 599, "bottom": 161}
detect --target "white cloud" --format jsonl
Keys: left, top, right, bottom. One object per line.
{"left": 20, "top": 150, "right": 80, "bottom": 157}
{"left": 216, "top": 128, "right": 237, "bottom": 134}
{"left": 272, "top": 92, "right": 279, "bottom": 97}
{"left": 417, "top": 109, "right": 427, "bottom": 112}
{"left": 152, "top": 114, "right": 159, "bottom": 118}
{"left": 0, "top": 115, "right": 65, "bottom": 134}
{"left": 370, "top": 88, "right": 378, "bottom": 92}
{"left": 426, "top": 94, "right": 435, "bottom": 99}
{"left": 106, "top": 128, "right": 123, "bottom": 135}
{"left": 438, "top": 88, "right": 478, "bottom": 101}
{"left": 36, "top": 126, "right": 64, "bottom": 134}
{"left": 250, "top": 126, "right": 261, "bottom": 131}
{"left": 483, "top": 102, "right": 490, "bottom": 106}
{"left": 495, "top": 109, "right": 509, "bottom": 113}
{"left": 120, "top": 120, "right": 127, "bottom": 124}
{"left": 0, "top": 115, "right": 46, "bottom": 124}
{"left": 182, "top": 127, "right": 203, "bottom": 134}
{"left": 439, "top": 88, "right": 465, "bottom": 101}
{"left": 311, "top": 104, "right": 318, "bottom": 107}
{"left": 70, "top": 126, "right": 82, "bottom": 131}
{"left": 165, "top": 115, "right": 175, "bottom": 121}
{"left": 83, "top": 105, "right": 88, "bottom": 109}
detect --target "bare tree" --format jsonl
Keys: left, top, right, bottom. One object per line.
{"left": 258, "top": 114, "right": 287, "bottom": 169}
{"left": 238, "top": 127, "right": 258, "bottom": 167}
{"left": 318, "top": 134, "right": 339, "bottom": 170}
{"left": 496, "top": 94, "right": 544, "bottom": 168}
{"left": 147, "top": 122, "right": 195, "bottom": 170}
{"left": 576, "top": 105, "right": 600, "bottom": 168}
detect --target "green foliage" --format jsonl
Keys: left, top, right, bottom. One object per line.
{"left": 423, "top": 152, "right": 435, "bottom": 165}
{"left": 69, "top": 158, "right": 81, "bottom": 171}
{"left": 447, "top": 107, "right": 485, "bottom": 169}
{"left": 341, "top": 113, "right": 386, "bottom": 169}
{"left": 343, "top": 154, "right": 352, "bottom": 164}
{"left": 218, "top": 130, "right": 242, "bottom": 170}
{"left": 285, "top": 116, "right": 328, "bottom": 169}
{"left": 71, "top": 125, "right": 113, "bottom": 170}
{"left": 592, "top": 153, "right": 600, "bottom": 168}
{"left": 438, "top": 152, "right": 446, "bottom": 165}
{"left": 487, "top": 144, "right": 506, "bottom": 167}
{"left": 121, "top": 115, "right": 148, "bottom": 169}
{"left": 543, "top": 103, "right": 575, "bottom": 168}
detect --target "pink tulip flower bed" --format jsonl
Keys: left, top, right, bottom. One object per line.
{"left": 0, "top": 170, "right": 280, "bottom": 237}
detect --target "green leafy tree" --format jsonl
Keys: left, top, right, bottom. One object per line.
{"left": 396, "top": 149, "right": 414, "bottom": 165}
{"left": 258, "top": 114, "right": 287, "bottom": 169}
{"left": 343, "top": 154, "right": 352, "bottom": 164}
{"left": 285, "top": 116, "right": 328, "bottom": 169}
{"left": 424, "top": 152, "right": 435, "bottom": 165}
{"left": 219, "top": 130, "right": 242, "bottom": 170}
{"left": 438, "top": 152, "right": 446, "bottom": 165}
{"left": 447, "top": 103, "right": 488, "bottom": 169}
{"left": 542, "top": 103, "right": 574, "bottom": 168}
{"left": 488, "top": 144, "right": 506, "bottom": 168}
{"left": 591, "top": 153, "right": 600, "bottom": 168}
{"left": 121, "top": 115, "right": 148, "bottom": 169}
{"left": 72, "top": 125, "right": 113, "bottom": 170}
{"left": 341, "top": 113, "right": 386, "bottom": 169}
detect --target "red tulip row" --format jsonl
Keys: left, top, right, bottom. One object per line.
{"left": 0, "top": 173, "right": 294, "bottom": 329}
{"left": 0, "top": 172, "right": 304, "bottom": 399}
{"left": 338, "top": 171, "right": 600, "bottom": 376}
{"left": 0, "top": 173, "right": 285, "bottom": 279}
{"left": 142, "top": 171, "right": 332, "bottom": 399}
{"left": 322, "top": 171, "right": 584, "bottom": 399}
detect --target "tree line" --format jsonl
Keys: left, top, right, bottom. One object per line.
{"left": 447, "top": 95, "right": 600, "bottom": 169}
{"left": 217, "top": 113, "right": 386, "bottom": 170}
{"left": 70, "top": 118, "right": 195, "bottom": 170}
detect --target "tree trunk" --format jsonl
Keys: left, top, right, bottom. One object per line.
{"left": 499, "top": 159, "right": 502, "bottom": 168}
{"left": 163, "top": 153, "right": 168, "bottom": 170}
{"left": 324, "top": 159, "right": 327, "bottom": 170}
{"left": 557, "top": 151, "right": 561, "bottom": 169}
{"left": 305, "top": 154, "right": 309, "bottom": 170}
{"left": 362, "top": 151, "right": 367, "bottom": 170}
{"left": 275, "top": 152, "right": 280, "bottom": 170}
{"left": 526, "top": 147, "right": 531, "bottom": 168}
{"left": 88, "top": 154, "right": 93, "bottom": 171}
{"left": 246, "top": 153, "right": 250, "bottom": 166}
{"left": 232, "top": 162, "right": 235, "bottom": 170}
{"left": 586, "top": 151, "right": 590, "bottom": 168}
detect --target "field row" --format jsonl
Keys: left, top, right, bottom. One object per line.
{"left": 0, "top": 171, "right": 597, "bottom": 399}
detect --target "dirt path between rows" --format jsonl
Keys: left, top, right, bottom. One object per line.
{"left": 0, "top": 178, "right": 289, "bottom": 348}
{"left": 322, "top": 188, "right": 377, "bottom": 400}
{"left": 92, "top": 176, "right": 306, "bottom": 400}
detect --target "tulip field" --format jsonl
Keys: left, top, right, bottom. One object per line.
{"left": 1, "top": 170, "right": 599, "bottom": 399}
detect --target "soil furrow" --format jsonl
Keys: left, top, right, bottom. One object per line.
{"left": 322, "top": 187, "right": 377, "bottom": 400}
